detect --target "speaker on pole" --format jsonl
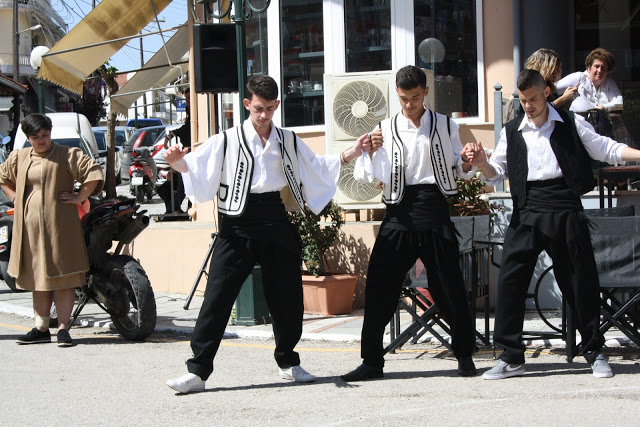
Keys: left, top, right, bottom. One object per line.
{"left": 193, "top": 24, "right": 239, "bottom": 93}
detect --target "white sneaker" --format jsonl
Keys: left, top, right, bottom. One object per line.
{"left": 591, "top": 353, "right": 614, "bottom": 378}
{"left": 279, "top": 365, "right": 316, "bottom": 383}
{"left": 166, "top": 373, "right": 205, "bottom": 393}
{"left": 482, "top": 360, "right": 525, "bottom": 380}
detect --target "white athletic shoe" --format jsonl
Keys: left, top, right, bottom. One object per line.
{"left": 482, "top": 360, "right": 525, "bottom": 380}
{"left": 279, "top": 365, "right": 317, "bottom": 383}
{"left": 166, "top": 373, "right": 205, "bottom": 393}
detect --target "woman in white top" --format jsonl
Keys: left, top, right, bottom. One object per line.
{"left": 556, "top": 47, "right": 623, "bottom": 113}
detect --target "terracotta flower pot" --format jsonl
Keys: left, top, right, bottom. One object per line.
{"left": 302, "top": 274, "right": 358, "bottom": 315}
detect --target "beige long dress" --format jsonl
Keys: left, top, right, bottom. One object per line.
{"left": 17, "top": 149, "right": 86, "bottom": 291}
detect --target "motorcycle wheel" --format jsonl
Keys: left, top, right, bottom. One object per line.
{"left": 0, "top": 260, "right": 20, "bottom": 292}
{"left": 104, "top": 255, "right": 156, "bottom": 341}
{"left": 134, "top": 185, "right": 145, "bottom": 203}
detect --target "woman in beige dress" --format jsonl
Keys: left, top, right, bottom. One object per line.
{"left": 0, "top": 114, "right": 103, "bottom": 347}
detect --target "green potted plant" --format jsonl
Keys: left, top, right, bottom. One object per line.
{"left": 288, "top": 201, "right": 358, "bottom": 315}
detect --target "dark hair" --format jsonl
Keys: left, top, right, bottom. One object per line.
{"left": 21, "top": 114, "right": 52, "bottom": 137}
{"left": 246, "top": 75, "right": 279, "bottom": 101}
{"left": 396, "top": 65, "right": 427, "bottom": 90}
{"left": 517, "top": 69, "right": 547, "bottom": 92}
{"left": 585, "top": 47, "right": 615, "bottom": 72}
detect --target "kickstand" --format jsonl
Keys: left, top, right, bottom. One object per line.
{"left": 69, "top": 291, "right": 90, "bottom": 331}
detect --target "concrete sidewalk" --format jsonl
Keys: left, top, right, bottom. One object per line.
{"left": 0, "top": 287, "right": 634, "bottom": 350}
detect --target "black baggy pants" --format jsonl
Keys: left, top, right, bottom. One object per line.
{"left": 360, "top": 225, "right": 476, "bottom": 369}
{"left": 494, "top": 221, "right": 604, "bottom": 365}
{"left": 186, "top": 199, "right": 303, "bottom": 381}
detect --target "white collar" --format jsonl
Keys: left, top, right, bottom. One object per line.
{"left": 242, "top": 119, "right": 280, "bottom": 144}
{"left": 397, "top": 108, "right": 430, "bottom": 129}
{"left": 517, "top": 103, "right": 564, "bottom": 131}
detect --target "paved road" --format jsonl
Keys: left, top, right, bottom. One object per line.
{"left": 1, "top": 311, "right": 639, "bottom": 426}
{"left": 115, "top": 181, "right": 180, "bottom": 216}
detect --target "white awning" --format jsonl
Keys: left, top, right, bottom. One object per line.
{"left": 110, "top": 24, "right": 189, "bottom": 116}
{"left": 38, "top": 0, "right": 174, "bottom": 94}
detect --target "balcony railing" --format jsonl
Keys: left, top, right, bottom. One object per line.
{"left": 0, "top": 0, "right": 68, "bottom": 32}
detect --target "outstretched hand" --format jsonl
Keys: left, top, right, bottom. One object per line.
{"left": 163, "top": 145, "right": 190, "bottom": 165}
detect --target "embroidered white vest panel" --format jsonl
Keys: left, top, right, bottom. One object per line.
{"left": 217, "top": 125, "right": 305, "bottom": 216}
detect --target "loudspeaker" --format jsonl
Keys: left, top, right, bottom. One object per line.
{"left": 193, "top": 24, "right": 238, "bottom": 93}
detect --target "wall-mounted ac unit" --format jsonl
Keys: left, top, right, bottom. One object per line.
{"left": 324, "top": 71, "right": 400, "bottom": 208}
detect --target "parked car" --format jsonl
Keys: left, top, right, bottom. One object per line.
{"left": 92, "top": 126, "right": 135, "bottom": 185}
{"left": 121, "top": 125, "right": 166, "bottom": 182}
{"left": 126, "top": 118, "right": 163, "bottom": 129}
{"left": 14, "top": 113, "right": 106, "bottom": 178}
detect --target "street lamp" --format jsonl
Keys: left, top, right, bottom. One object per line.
{"left": 30, "top": 45, "right": 49, "bottom": 114}
{"left": 19, "top": 24, "right": 42, "bottom": 34}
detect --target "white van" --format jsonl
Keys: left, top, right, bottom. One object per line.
{"left": 13, "top": 113, "right": 106, "bottom": 175}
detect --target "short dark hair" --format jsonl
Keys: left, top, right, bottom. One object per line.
{"left": 517, "top": 69, "right": 547, "bottom": 92}
{"left": 396, "top": 65, "right": 427, "bottom": 90}
{"left": 246, "top": 75, "right": 279, "bottom": 101}
{"left": 585, "top": 47, "right": 615, "bottom": 72}
{"left": 21, "top": 114, "right": 52, "bottom": 137}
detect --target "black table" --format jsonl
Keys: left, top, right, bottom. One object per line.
{"left": 598, "top": 165, "right": 640, "bottom": 208}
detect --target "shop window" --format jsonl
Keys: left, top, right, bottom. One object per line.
{"left": 280, "top": 0, "right": 324, "bottom": 127}
{"left": 345, "top": 0, "right": 392, "bottom": 72}
{"left": 414, "top": 0, "right": 479, "bottom": 118}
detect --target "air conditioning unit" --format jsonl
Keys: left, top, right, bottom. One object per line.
{"left": 324, "top": 71, "right": 401, "bottom": 208}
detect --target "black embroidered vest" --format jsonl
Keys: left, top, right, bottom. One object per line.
{"left": 505, "top": 108, "right": 595, "bottom": 209}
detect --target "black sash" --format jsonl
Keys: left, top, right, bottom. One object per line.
{"left": 522, "top": 178, "right": 583, "bottom": 213}
{"left": 382, "top": 184, "right": 451, "bottom": 231}
{"left": 514, "top": 179, "right": 589, "bottom": 253}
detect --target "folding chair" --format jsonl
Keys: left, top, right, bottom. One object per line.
{"left": 570, "top": 215, "right": 640, "bottom": 359}
{"left": 470, "top": 215, "right": 492, "bottom": 345}
{"left": 590, "top": 216, "right": 640, "bottom": 345}
{"left": 386, "top": 261, "right": 453, "bottom": 354}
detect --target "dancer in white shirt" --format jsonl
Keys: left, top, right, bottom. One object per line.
{"left": 341, "top": 65, "right": 479, "bottom": 381}
{"left": 164, "top": 75, "right": 364, "bottom": 393}
{"left": 467, "top": 69, "right": 640, "bottom": 380}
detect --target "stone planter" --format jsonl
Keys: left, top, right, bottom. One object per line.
{"left": 302, "top": 274, "right": 358, "bottom": 315}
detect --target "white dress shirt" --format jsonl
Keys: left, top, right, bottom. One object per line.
{"left": 355, "top": 110, "right": 473, "bottom": 185}
{"left": 556, "top": 70, "right": 623, "bottom": 112}
{"left": 182, "top": 119, "right": 341, "bottom": 213}
{"left": 483, "top": 105, "right": 626, "bottom": 186}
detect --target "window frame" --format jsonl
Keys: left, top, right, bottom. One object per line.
{"left": 263, "top": 0, "right": 484, "bottom": 132}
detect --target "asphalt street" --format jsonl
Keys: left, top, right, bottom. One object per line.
{"left": 1, "top": 311, "right": 639, "bottom": 426}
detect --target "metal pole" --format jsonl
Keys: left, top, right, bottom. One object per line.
{"left": 140, "top": 33, "right": 148, "bottom": 118}
{"left": 38, "top": 77, "right": 44, "bottom": 113}
{"left": 493, "top": 83, "right": 504, "bottom": 192}
{"left": 12, "top": 0, "right": 21, "bottom": 127}
{"left": 234, "top": 0, "right": 248, "bottom": 122}
{"left": 13, "top": 0, "right": 18, "bottom": 82}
